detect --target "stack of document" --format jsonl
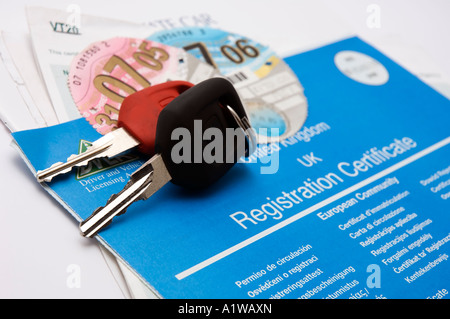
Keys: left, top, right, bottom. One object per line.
{"left": 2, "top": 6, "right": 450, "bottom": 299}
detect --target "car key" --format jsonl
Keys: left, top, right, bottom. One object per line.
{"left": 36, "top": 81, "right": 194, "bottom": 183}
{"left": 79, "top": 77, "right": 256, "bottom": 237}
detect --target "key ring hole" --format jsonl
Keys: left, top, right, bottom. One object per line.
{"left": 225, "top": 105, "right": 256, "bottom": 157}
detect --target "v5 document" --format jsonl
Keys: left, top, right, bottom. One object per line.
{"left": 12, "top": 37, "right": 450, "bottom": 299}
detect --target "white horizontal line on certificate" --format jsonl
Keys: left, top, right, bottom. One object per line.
{"left": 175, "top": 136, "right": 450, "bottom": 280}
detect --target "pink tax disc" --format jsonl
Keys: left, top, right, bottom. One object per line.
{"left": 69, "top": 37, "right": 217, "bottom": 135}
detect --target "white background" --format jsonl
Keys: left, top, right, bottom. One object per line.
{"left": 0, "top": 0, "right": 449, "bottom": 298}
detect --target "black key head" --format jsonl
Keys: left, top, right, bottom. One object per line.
{"left": 155, "top": 77, "right": 255, "bottom": 188}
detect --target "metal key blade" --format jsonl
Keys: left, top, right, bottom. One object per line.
{"left": 80, "top": 154, "right": 172, "bottom": 237}
{"left": 36, "top": 128, "right": 139, "bottom": 183}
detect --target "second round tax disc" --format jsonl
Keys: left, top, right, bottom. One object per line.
{"left": 148, "top": 27, "right": 308, "bottom": 143}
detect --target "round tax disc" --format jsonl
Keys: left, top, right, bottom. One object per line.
{"left": 148, "top": 27, "right": 308, "bottom": 143}
{"left": 69, "top": 37, "right": 219, "bottom": 135}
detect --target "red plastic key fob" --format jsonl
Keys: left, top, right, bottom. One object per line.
{"left": 118, "top": 81, "right": 194, "bottom": 154}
